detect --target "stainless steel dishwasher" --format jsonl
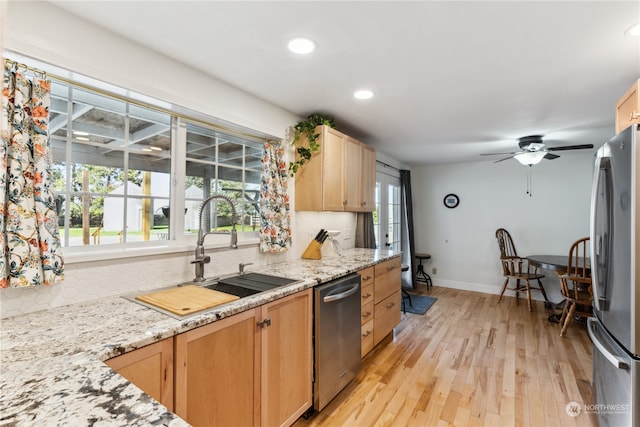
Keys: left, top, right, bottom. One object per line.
{"left": 313, "top": 273, "right": 362, "bottom": 411}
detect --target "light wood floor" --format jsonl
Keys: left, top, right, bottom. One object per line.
{"left": 294, "top": 286, "right": 597, "bottom": 427}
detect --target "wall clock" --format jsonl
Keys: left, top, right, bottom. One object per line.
{"left": 443, "top": 193, "right": 459, "bottom": 209}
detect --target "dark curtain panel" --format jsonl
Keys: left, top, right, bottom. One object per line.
{"left": 400, "top": 169, "right": 417, "bottom": 289}
{"left": 355, "top": 212, "right": 377, "bottom": 249}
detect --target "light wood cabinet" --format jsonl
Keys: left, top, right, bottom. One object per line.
{"left": 105, "top": 338, "right": 174, "bottom": 411}
{"left": 261, "top": 289, "right": 313, "bottom": 427}
{"left": 616, "top": 79, "right": 640, "bottom": 134}
{"left": 373, "top": 291, "right": 401, "bottom": 345}
{"left": 373, "top": 257, "right": 402, "bottom": 347}
{"left": 295, "top": 125, "right": 375, "bottom": 212}
{"left": 360, "top": 143, "right": 376, "bottom": 211}
{"left": 359, "top": 258, "right": 402, "bottom": 356}
{"left": 174, "top": 289, "right": 312, "bottom": 427}
{"left": 174, "top": 308, "right": 260, "bottom": 426}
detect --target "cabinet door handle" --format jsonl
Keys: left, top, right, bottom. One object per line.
{"left": 386, "top": 302, "right": 395, "bottom": 309}
{"left": 631, "top": 111, "right": 640, "bottom": 121}
{"left": 362, "top": 330, "right": 372, "bottom": 337}
{"left": 257, "top": 318, "right": 272, "bottom": 329}
{"left": 362, "top": 311, "right": 372, "bottom": 318}
{"left": 362, "top": 293, "right": 372, "bottom": 299}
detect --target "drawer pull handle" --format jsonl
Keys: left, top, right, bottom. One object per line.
{"left": 362, "top": 293, "right": 372, "bottom": 299}
{"left": 386, "top": 302, "right": 395, "bottom": 309}
{"left": 631, "top": 111, "right": 640, "bottom": 120}
{"left": 362, "top": 330, "right": 372, "bottom": 337}
{"left": 362, "top": 311, "right": 372, "bottom": 318}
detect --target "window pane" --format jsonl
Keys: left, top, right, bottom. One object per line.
{"left": 184, "top": 123, "right": 261, "bottom": 235}
{"left": 388, "top": 184, "right": 401, "bottom": 252}
{"left": 51, "top": 82, "right": 176, "bottom": 247}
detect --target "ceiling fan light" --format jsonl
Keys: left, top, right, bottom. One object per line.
{"left": 514, "top": 151, "right": 546, "bottom": 165}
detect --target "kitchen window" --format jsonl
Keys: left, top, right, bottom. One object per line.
{"left": 39, "top": 62, "right": 269, "bottom": 258}
{"left": 183, "top": 123, "right": 262, "bottom": 237}
{"left": 51, "top": 83, "right": 173, "bottom": 247}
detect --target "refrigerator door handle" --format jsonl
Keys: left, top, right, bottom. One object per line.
{"left": 587, "top": 318, "right": 629, "bottom": 369}
{"left": 590, "top": 155, "right": 610, "bottom": 312}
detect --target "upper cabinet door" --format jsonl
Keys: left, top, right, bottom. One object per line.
{"left": 295, "top": 125, "right": 375, "bottom": 212}
{"left": 359, "top": 143, "right": 376, "bottom": 212}
{"left": 343, "top": 137, "right": 363, "bottom": 211}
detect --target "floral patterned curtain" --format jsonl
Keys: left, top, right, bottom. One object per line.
{"left": 0, "top": 63, "right": 64, "bottom": 287}
{"left": 259, "top": 141, "right": 291, "bottom": 253}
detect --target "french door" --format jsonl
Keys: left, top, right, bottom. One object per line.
{"left": 374, "top": 169, "right": 401, "bottom": 252}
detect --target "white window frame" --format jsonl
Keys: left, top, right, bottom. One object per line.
{"left": 18, "top": 59, "right": 271, "bottom": 264}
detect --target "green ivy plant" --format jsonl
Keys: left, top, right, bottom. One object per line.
{"left": 289, "top": 114, "right": 336, "bottom": 176}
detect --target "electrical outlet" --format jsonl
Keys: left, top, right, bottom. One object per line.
{"left": 344, "top": 228, "right": 352, "bottom": 240}
{"left": 432, "top": 267, "right": 437, "bottom": 275}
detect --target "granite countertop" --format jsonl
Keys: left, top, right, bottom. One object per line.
{"left": 0, "top": 248, "right": 399, "bottom": 426}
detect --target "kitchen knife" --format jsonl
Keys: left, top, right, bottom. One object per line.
{"left": 314, "top": 229, "right": 325, "bottom": 242}
{"left": 319, "top": 231, "right": 329, "bottom": 243}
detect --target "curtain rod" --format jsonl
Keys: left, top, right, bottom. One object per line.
{"left": 376, "top": 160, "right": 400, "bottom": 171}
{"left": 2, "top": 57, "right": 275, "bottom": 144}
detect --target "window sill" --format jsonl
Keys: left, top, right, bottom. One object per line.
{"left": 63, "top": 236, "right": 261, "bottom": 265}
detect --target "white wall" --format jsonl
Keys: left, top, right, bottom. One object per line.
{"left": 0, "top": 1, "right": 359, "bottom": 318}
{"left": 411, "top": 152, "right": 595, "bottom": 303}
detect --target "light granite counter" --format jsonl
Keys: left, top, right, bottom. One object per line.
{"left": 0, "top": 248, "right": 400, "bottom": 426}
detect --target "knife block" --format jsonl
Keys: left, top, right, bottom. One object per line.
{"left": 301, "top": 239, "right": 323, "bottom": 260}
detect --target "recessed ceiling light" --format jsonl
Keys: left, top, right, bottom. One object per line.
{"left": 625, "top": 22, "right": 640, "bottom": 37}
{"left": 149, "top": 146, "right": 163, "bottom": 151}
{"left": 73, "top": 131, "right": 89, "bottom": 136}
{"left": 142, "top": 148, "right": 153, "bottom": 152}
{"left": 288, "top": 37, "right": 316, "bottom": 54}
{"left": 354, "top": 90, "right": 374, "bottom": 100}
{"left": 75, "top": 136, "right": 90, "bottom": 141}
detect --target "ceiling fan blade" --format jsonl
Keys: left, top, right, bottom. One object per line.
{"left": 544, "top": 153, "right": 560, "bottom": 160}
{"left": 546, "top": 144, "right": 594, "bottom": 152}
{"left": 480, "top": 152, "right": 517, "bottom": 156}
{"left": 493, "top": 156, "right": 514, "bottom": 163}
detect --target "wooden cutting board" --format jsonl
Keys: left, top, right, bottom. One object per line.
{"left": 136, "top": 285, "right": 239, "bottom": 316}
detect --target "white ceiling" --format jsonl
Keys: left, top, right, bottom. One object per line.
{"left": 49, "top": 1, "right": 640, "bottom": 165}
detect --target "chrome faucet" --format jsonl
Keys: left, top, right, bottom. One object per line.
{"left": 191, "top": 194, "right": 238, "bottom": 282}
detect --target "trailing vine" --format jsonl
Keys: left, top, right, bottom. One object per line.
{"left": 289, "top": 114, "right": 336, "bottom": 176}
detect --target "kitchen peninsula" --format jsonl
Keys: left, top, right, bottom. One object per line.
{"left": 0, "top": 248, "right": 400, "bottom": 426}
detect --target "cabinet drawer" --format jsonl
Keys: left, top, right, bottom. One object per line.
{"left": 359, "top": 267, "right": 374, "bottom": 287}
{"left": 374, "top": 257, "right": 401, "bottom": 304}
{"left": 374, "top": 291, "right": 401, "bottom": 345}
{"left": 361, "top": 320, "right": 374, "bottom": 357}
{"left": 361, "top": 301, "right": 374, "bottom": 325}
{"left": 361, "top": 282, "right": 374, "bottom": 306}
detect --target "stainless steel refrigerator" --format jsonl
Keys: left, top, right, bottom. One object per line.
{"left": 589, "top": 123, "right": 639, "bottom": 426}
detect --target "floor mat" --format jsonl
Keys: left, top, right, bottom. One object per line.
{"left": 403, "top": 294, "right": 437, "bottom": 315}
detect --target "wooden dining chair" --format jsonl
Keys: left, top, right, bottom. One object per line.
{"left": 495, "top": 228, "right": 548, "bottom": 311}
{"left": 559, "top": 237, "right": 592, "bottom": 337}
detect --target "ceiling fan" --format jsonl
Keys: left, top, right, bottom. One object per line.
{"left": 482, "top": 135, "right": 594, "bottom": 165}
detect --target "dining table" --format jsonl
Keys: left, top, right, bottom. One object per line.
{"left": 526, "top": 254, "right": 592, "bottom": 322}
{"left": 527, "top": 254, "right": 591, "bottom": 275}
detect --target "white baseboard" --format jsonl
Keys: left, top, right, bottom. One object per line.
{"left": 429, "top": 279, "right": 550, "bottom": 302}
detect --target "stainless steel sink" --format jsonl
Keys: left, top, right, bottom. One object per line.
{"left": 202, "top": 273, "right": 298, "bottom": 297}
{"left": 124, "top": 272, "right": 299, "bottom": 319}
